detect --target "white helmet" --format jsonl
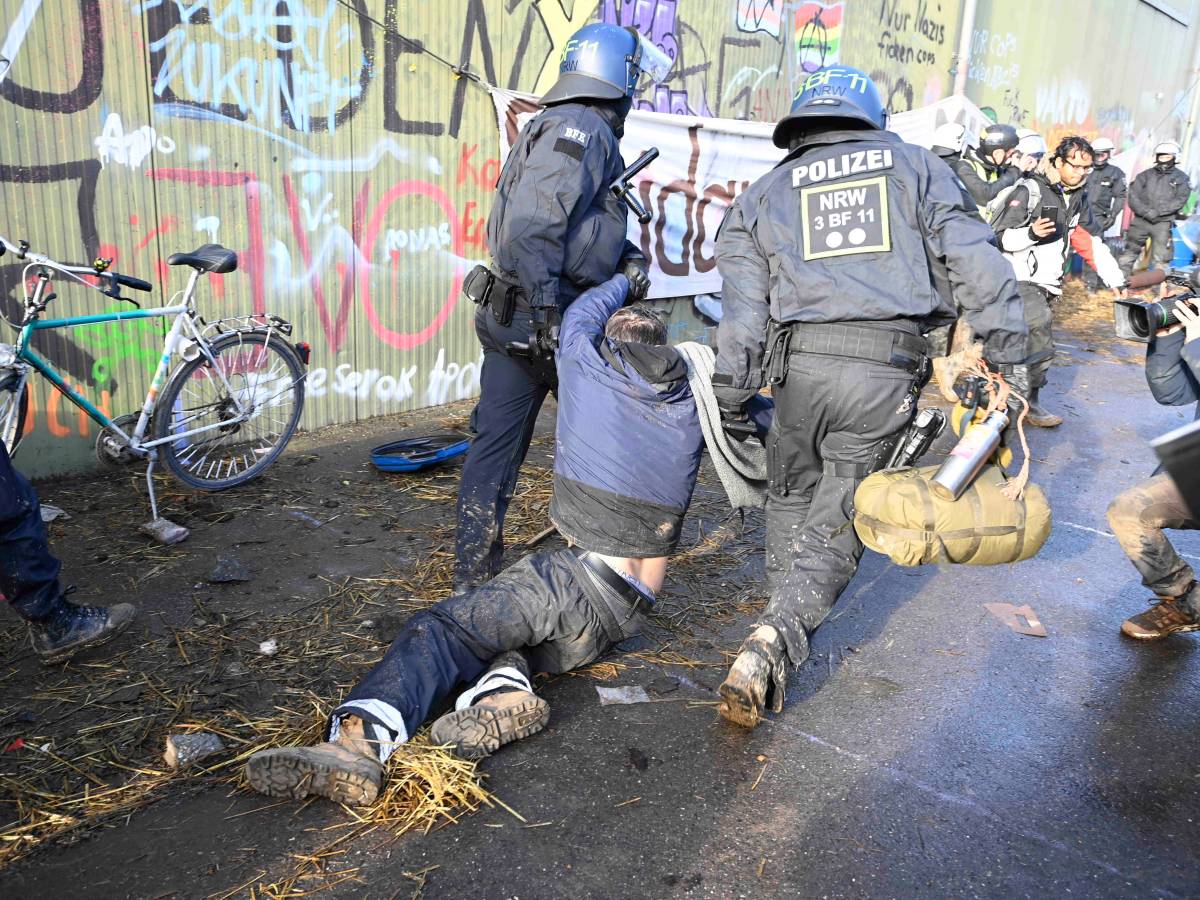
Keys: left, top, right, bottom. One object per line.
{"left": 1155, "top": 140, "right": 1182, "bottom": 157}
{"left": 931, "top": 122, "right": 967, "bottom": 153}
{"left": 1091, "top": 137, "right": 1115, "bottom": 153}
{"left": 1017, "top": 128, "right": 1047, "bottom": 157}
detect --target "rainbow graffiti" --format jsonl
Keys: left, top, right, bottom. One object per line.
{"left": 795, "top": 3, "right": 844, "bottom": 74}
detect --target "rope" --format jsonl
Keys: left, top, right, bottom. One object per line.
{"left": 963, "top": 358, "right": 1031, "bottom": 502}
{"left": 330, "top": 0, "right": 487, "bottom": 86}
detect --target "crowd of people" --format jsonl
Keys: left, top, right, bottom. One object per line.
{"left": 4, "top": 23, "right": 1199, "bottom": 809}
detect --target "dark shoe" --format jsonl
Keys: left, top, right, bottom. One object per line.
{"left": 430, "top": 689, "right": 549, "bottom": 759}
{"left": 245, "top": 741, "right": 383, "bottom": 805}
{"left": 1023, "top": 388, "right": 1063, "bottom": 428}
{"left": 30, "top": 602, "right": 137, "bottom": 664}
{"left": 718, "top": 627, "right": 788, "bottom": 729}
{"left": 1121, "top": 598, "right": 1200, "bottom": 640}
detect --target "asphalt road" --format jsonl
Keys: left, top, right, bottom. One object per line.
{"left": 3, "top": 321, "right": 1199, "bottom": 898}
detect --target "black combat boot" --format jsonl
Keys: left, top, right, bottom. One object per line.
{"left": 1024, "top": 387, "right": 1063, "bottom": 428}
{"left": 30, "top": 600, "right": 137, "bottom": 664}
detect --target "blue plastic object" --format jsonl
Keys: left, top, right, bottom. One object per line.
{"left": 1171, "top": 225, "right": 1195, "bottom": 268}
{"left": 371, "top": 435, "right": 470, "bottom": 473}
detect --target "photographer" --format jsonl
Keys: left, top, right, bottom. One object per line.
{"left": 1107, "top": 301, "right": 1200, "bottom": 639}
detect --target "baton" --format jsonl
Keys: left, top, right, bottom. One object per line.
{"left": 611, "top": 148, "right": 659, "bottom": 224}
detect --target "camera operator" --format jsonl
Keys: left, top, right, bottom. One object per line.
{"left": 1107, "top": 300, "right": 1200, "bottom": 639}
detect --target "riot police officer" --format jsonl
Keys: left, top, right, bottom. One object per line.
{"left": 454, "top": 24, "right": 670, "bottom": 592}
{"left": 711, "top": 67, "right": 1028, "bottom": 728}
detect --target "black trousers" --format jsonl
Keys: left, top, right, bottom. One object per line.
{"left": 1119, "top": 218, "right": 1173, "bottom": 276}
{"left": 1018, "top": 282, "right": 1055, "bottom": 391}
{"left": 454, "top": 305, "right": 556, "bottom": 591}
{"left": 760, "top": 343, "right": 920, "bottom": 667}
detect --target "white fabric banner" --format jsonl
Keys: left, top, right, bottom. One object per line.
{"left": 489, "top": 89, "right": 990, "bottom": 299}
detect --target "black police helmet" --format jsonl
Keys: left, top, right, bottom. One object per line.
{"left": 772, "top": 66, "right": 888, "bottom": 149}
{"left": 977, "top": 123, "right": 1019, "bottom": 158}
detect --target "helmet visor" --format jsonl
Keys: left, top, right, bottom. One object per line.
{"left": 633, "top": 33, "right": 674, "bottom": 85}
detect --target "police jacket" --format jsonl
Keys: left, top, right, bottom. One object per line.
{"left": 948, "top": 153, "right": 1021, "bottom": 211}
{"left": 712, "top": 128, "right": 1028, "bottom": 403}
{"left": 487, "top": 102, "right": 644, "bottom": 312}
{"left": 550, "top": 275, "right": 703, "bottom": 557}
{"left": 992, "top": 163, "right": 1124, "bottom": 293}
{"left": 1128, "top": 165, "right": 1192, "bottom": 224}
{"left": 1085, "top": 162, "right": 1127, "bottom": 234}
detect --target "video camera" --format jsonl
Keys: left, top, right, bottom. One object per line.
{"left": 1114, "top": 267, "right": 1200, "bottom": 342}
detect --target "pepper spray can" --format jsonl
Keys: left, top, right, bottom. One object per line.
{"left": 931, "top": 410, "right": 1009, "bottom": 501}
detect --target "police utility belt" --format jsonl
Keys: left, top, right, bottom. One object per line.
{"left": 463, "top": 264, "right": 525, "bottom": 327}
{"left": 762, "top": 320, "right": 928, "bottom": 385}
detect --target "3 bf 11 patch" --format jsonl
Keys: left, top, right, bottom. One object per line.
{"left": 800, "top": 176, "right": 891, "bottom": 261}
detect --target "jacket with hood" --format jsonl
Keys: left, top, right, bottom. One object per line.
{"left": 487, "top": 101, "right": 645, "bottom": 312}
{"left": 992, "top": 157, "right": 1125, "bottom": 293}
{"left": 1085, "top": 161, "right": 1128, "bottom": 234}
{"left": 550, "top": 275, "right": 703, "bottom": 558}
{"left": 1128, "top": 163, "right": 1192, "bottom": 225}
{"left": 712, "top": 128, "right": 1028, "bottom": 405}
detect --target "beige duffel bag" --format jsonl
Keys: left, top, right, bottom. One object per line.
{"left": 853, "top": 465, "right": 1052, "bottom": 567}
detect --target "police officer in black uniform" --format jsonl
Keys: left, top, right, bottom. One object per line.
{"left": 454, "top": 24, "right": 670, "bottom": 592}
{"left": 711, "top": 67, "right": 1028, "bottom": 728}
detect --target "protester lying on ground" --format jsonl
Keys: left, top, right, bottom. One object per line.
{"left": 0, "top": 442, "right": 137, "bottom": 662}
{"left": 1107, "top": 299, "right": 1200, "bottom": 639}
{"left": 244, "top": 275, "right": 708, "bottom": 806}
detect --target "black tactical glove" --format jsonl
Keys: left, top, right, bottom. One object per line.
{"left": 622, "top": 258, "right": 650, "bottom": 303}
{"left": 506, "top": 304, "right": 560, "bottom": 362}
{"left": 717, "top": 397, "right": 756, "bottom": 442}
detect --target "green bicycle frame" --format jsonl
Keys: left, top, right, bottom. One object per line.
{"left": 12, "top": 266, "right": 247, "bottom": 451}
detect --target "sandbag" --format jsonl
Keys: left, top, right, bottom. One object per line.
{"left": 853, "top": 465, "right": 1051, "bottom": 567}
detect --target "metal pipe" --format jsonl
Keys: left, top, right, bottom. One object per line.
{"left": 952, "top": 0, "right": 979, "bottom": 97}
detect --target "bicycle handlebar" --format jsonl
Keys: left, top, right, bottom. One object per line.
{"left": 113, "top": 272, "right": 153, "bottom": 293}
{"left": 0, "top": 235, "right": 152, "bottom": 293}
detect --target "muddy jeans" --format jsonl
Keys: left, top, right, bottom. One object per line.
{"left": 1018, "top": 282, "right": 1056, "bottom": 391}
{"left": 0, "top": 441, "right": 64, "bottom": 622}
{"left": 1107, "top": 473, "right": 1199, "bottom": 602}
{"left": 333, "top": 548, "right": 651, "bottom": 760}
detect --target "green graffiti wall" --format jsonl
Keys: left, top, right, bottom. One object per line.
{"left": 1, "top": 0, "right": 1198, "bottom": 476}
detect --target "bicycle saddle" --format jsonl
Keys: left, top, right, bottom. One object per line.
{"left": 167, "top": 244, "right": 238, "bottom": 274}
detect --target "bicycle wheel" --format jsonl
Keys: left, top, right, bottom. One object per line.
{"left": 0, "top": 380, "right": 28, "bottom": 455}
{"left": 153, "top": 330, "right": 305, "bottom": 490}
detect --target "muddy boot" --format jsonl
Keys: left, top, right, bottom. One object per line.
{"left": 1121, "top": 588, "right": 1200, "bottom": 640}
{"left": 718, "top": 625, "right": 788, "bottom": 729}
{"left": 245, "top": 715, "right": 383, "bottom": 806}
{"left": 30, "top": 600, "right": 137, "bottom": 664}
{"left": 430, "top": 652, "right": 549, "bottom": 759}
{"left": 1024, "top": 387, "right": 1063, "bottom": 428}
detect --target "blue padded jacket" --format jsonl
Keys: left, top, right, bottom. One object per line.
{"left": 550, "top": 275, "right": 703, "bottom": 557}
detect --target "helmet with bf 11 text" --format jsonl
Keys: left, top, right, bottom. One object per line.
{"left": 772, "top": 66, "right": 889, "bottom": 148}
{"left": 541, "top": 23, "right": 674, "bottom": 106}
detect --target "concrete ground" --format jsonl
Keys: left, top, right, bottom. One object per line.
{"left": 2, "top": 291, "right": 1199, "bottom": 898}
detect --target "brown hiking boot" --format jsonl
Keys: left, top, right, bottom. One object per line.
{"left": 244, "top": 715, "right": 383, "bottom": 805}
{"left": 718, "top": 626, "right": 788, "bottom": 729}
{"left": 1121, "top": 598, "right": 1200, "bottom": 640}
{"left": 430, "top": 689, "right": 549, "bottom": 760}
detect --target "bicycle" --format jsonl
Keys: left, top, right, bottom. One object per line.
{"left": 0, "top": 236, "right": 310, "bottom": 541}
